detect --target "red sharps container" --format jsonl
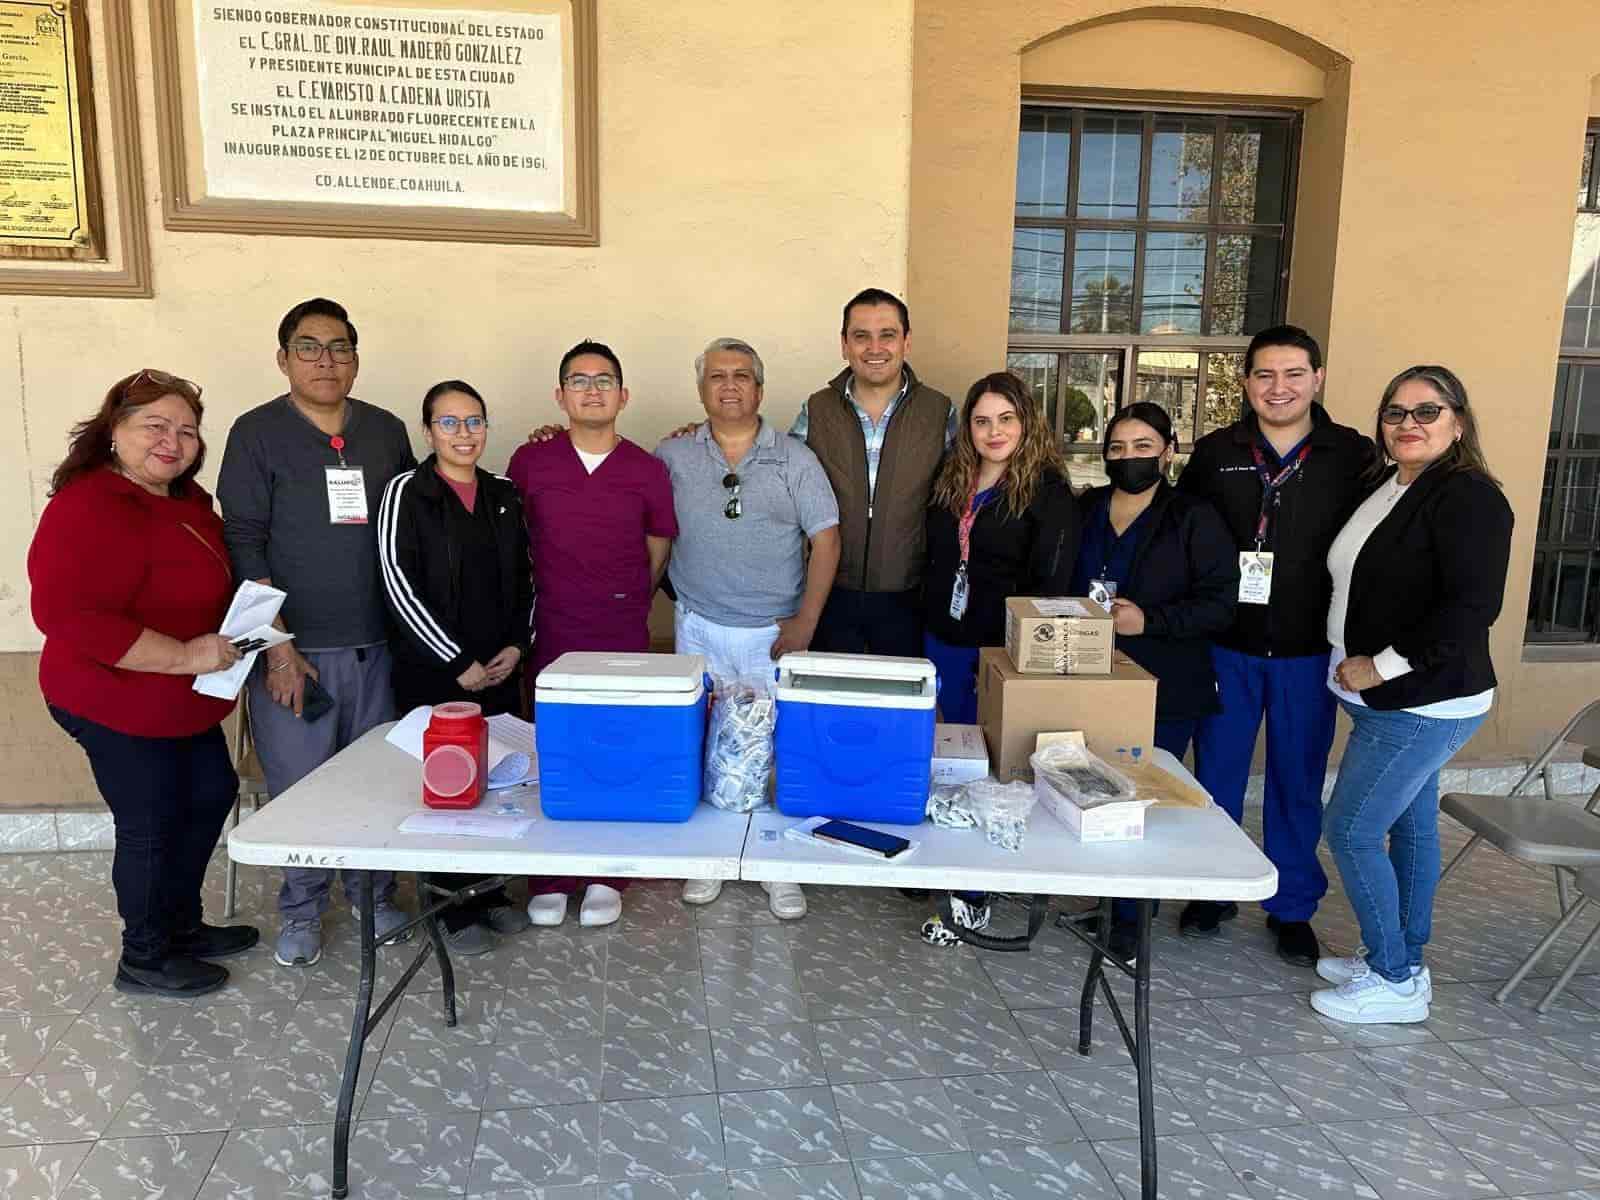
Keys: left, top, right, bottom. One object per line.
{"left": 421, "top": 701, "right": 488, "bottom": 809}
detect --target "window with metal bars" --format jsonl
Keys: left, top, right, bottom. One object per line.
{"left": 1530, "top": 119, "right": 1600, "bottom": 643}
{"left": 1005, "top": 103, "right": 1301, "bottom": 481}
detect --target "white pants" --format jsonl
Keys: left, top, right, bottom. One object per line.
{"left": 674, "top": 605, "right": 779, "bottom": 688}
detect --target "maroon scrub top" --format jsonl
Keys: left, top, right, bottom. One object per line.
{"left": 507, "top": 432, "right": 678, "bottom": 677}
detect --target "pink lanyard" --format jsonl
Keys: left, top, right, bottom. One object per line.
{"left": 957, "top": 487, "right": 990, "bottom": 566}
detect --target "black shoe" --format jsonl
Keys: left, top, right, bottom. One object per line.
{"left": 114, "top": 954, "right": 229, "bottom": 998}
{"left": 1108, "top": 920, "right": 1140, "bottom": 964}
{"left": 169, "top": 923, "right": 261, "bottom": 959}
{"left": 1266, "top": 915, "right": 1320, "bottom": 967}
{"left": 1178, "top": 900, "right": 1238, "bottom": 939}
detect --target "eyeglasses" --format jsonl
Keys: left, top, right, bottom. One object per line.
{"left": 129, "top": 367, "right": 202, "bottom": 401}
{"left": 288, "top": 338, "right": 357, "bottom": 364}
{"left": 1380, "top": 403, "right": 1450, "bottom": 427}
{"left": 562, "top": 373, "right": 619, "bottom": 392}
{"left": 723, "top": 472, "right": 742, "bottom": 520}
{"left": 431, "top": 415, "right": 488, "bottom": 435}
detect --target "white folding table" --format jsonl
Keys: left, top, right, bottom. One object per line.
{"left": 228, "top": 723, "right": 750, "bottom": 1199}
{"left": 741, "top": 748, "right": 1277, "bottom": 1200}
{"left": 230, "top": 735, "right": 1275, "bottom": 1200}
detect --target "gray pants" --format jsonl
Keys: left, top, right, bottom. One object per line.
{"left": 248, "top": 645, "right": 398, "bottom": 922}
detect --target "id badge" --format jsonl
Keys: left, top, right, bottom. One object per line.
{"left": 325, "top": 466, "right": 369, "bottom": 525}
{"left": 1238, "top": 551, "right": 1274, "bottom": 605}
{"left": 1088, "top": 579, "right": 1118, "bottom": 612}
{"left": 949, "top": 566, "right": 969, "bottom": 620}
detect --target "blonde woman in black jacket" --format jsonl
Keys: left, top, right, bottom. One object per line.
{"left": 1311, "top": 366, "right": 1512, "bottom": 1026}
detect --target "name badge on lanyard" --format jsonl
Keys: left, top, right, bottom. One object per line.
{"left": 1241, "top": 442, "right": 1308, "bottom": 605}
{"left": 949, "top": 486, "right": 988, "bottom": 621}
{"left": 325, "top": 435, "right": 368, "bottom": 525}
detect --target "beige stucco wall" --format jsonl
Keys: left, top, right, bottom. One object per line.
{"left": 1, "top": 0, "right": 914, "bottom": 807}
{"left": 910, "top": 1, "right": 1600, "bottom": 761}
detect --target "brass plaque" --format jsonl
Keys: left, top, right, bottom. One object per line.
{"left": 0, "top": 0, "right": 91, "bottom": 246}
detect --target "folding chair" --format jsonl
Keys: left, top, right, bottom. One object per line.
{"left": 223, "top": 694, "right": 271, "bottom": 919}
{"left": 1437, "top": 698, "right": 1600, "bottom": 1004}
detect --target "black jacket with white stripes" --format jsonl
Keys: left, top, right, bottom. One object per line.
{"left": 378, "top": 456, "right": 534, "bottom": 708}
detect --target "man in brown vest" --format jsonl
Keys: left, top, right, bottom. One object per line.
{"left": 790, "top": 288, "right": 954, "bottom": 656}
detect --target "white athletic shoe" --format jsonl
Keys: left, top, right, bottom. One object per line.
{"left": 1310, "top": 963, "right": 1429, "bottom": 1025}
{"left": 681, "top": 878, "right": 723, "bottom": 906}
{"left": 579, "top": 884, "right": 623, "bottom": 927}
{"left": 761, "top": 880, "right": 807, "bottom": 920}
{"left": 526, "top": 892, "right": 568, "bottom": 927}
{"left": 1316, "top": 953, "right": 1432, "bottom": 1001}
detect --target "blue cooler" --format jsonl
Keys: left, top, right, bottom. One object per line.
{"left": 535, "top": 652, "right": 708, "bottom": 821}
{"left": 774, "top": 652, "right": 937, "bottom": 825}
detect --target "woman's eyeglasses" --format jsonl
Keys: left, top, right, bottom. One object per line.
{"left": 1380, "top": 403, "right": 1449, "bottom": 426}
{"left": 723, "top": 472, "right": 742, "bottom": 520}
{"left": 129, "top": 368, "right": 202, "bottom": 400}
{"left": 432, "top": 416, "right": 488, "bottom": 435}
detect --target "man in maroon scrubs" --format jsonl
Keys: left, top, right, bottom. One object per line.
{"left": 506, "top": 340, "right": 677, "bottom": 928}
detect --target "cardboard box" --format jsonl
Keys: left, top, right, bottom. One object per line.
{"left": 932, "top": 724, "right": 990, "bottom": 784}
{"left": 1003, "top": 597, "right": 1114, "bottom": 674}
{"left": 977, "top": 647, "right": 1156, "bottom": 782}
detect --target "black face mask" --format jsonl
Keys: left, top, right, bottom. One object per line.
{"left": 1105, "top": 455, "right": 1164, "bottom": 494}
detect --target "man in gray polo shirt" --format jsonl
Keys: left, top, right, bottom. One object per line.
{"left": 218, "top": 297, "right": 418, "bottom": 969}
{"left": 657, "top": 337, "right": 840, "bottom": 919}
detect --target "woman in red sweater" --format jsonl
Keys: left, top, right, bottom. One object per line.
{"left": 29, "top": 369, "right": 258, "bottom": 998}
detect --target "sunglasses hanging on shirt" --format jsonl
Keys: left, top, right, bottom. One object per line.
{"left": 723, "top": 473, "right": 742, "bottom": 520}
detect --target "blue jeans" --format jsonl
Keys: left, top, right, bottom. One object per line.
{"left": 924, "top": 633, "right": 980, "bottom": 724}
{"left": 1323, "top": 701, "right": 1488, "bottom": 983}
{"left": 1196, "top": 647, "right": 1337, "bottom": 922}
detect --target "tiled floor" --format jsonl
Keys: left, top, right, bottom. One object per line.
{"left": 2, "top": 813, "right": 1599, "bottom": 1199}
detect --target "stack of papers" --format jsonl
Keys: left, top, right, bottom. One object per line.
{"left": 194, "top": 581, "right": 294, "bottom": 700}
{"left": 396, "top": 810, "right": 536, "bottom": 839}
{"left": 384, "top": 707, "right": 540, "bottom": 790}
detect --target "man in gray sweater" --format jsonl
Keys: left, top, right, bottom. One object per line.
{"left": 218, "top": 297, "right": 418, "bottom": 969}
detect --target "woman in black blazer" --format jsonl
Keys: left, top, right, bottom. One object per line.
{"left": 1069, "top": 402, "right": 1238, "bottom": 958}
{"left": 1311, "top": 365, "right": 1513, "bottom": 1027}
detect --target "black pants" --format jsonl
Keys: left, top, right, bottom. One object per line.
{"left": 812, "top": 586, "right": 924, "bottom": 657}
{"left": 50, "top": 706, "right": 238, "bottom": 965}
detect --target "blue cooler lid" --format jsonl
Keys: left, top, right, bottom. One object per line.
{"left": 537, "top": 652, "right": 707, "bottom": 694}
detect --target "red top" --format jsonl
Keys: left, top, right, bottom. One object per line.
{"left": 29, "top": 468, "right": 238, "bottom": 737}
{"left": 442, "top": 474, "right": 478, "bottom": 513}
{"left": 505, "top": 432, "right": 678, "bottom": 675}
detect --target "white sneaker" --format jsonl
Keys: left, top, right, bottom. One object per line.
{"left": 760, "top": 880, "right": 807, "bottom": 920}
{"left": 681, "top": 878, "right": 723, "bottom": 906}
{"left": 579, "top": 884, "right": 623, "bottom": 927}
{"left": 526, "top": 892, "right": 568, "bottom": 927}
{"left": 1316, "top": 953, "right": 1432, "bottom": 1000}
{"left": 1310, "top": 963, "right": 1429, "bottom": 1025}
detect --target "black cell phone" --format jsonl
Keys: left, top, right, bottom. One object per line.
{"left": 812, "top": 819, "right": 912, "bottom": 859}
{"left": 300, "top": 675, "right": 335, "bottom": 724}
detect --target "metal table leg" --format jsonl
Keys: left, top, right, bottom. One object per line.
{"left": 332, "top": 871, "right": 376, "bottom": 1200}
{"left": 1060, "top": 897, "right": 1158, "bottom": 1200}
{"left": 328, "top": 871, "right": 505, "bottom": 1196}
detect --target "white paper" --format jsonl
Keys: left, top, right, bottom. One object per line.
{"left": 397, "top": 810, "right": 536, "bottom": 839}
{"left": 386, "top": 705, "right": 434, "bottom": 760}
{"left": 1032, "top": 598, "right": 1093, "bottom": 618}
{"left": 193, "top": 581, "right": 291, "bottom": 700}
{"left": 384, "top": 706, "right": 538, "bottom": 789}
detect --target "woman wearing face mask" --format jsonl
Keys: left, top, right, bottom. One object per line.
{"left": 1311, "top": 366, "right": 1511, "bottom": 1025}
{"left": 919, "top": 371, "right": 1079, "bottom": 945}
{"left": 1071, "top": 402, "right": 1239, "bottom": 959}
{"left": 378, "top": 380, "right": 535, "bottom": 954}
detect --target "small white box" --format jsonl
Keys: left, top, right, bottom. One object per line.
{"left": 932, "top": 724, "right": 990, "bottom": 784}
{"left": 1033, "top": 772, "right": 1154, "bottom": 842}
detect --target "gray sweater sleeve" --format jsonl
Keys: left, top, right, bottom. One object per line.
{"left": 217, "top": 418, "right": 274, "bottom": 583}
